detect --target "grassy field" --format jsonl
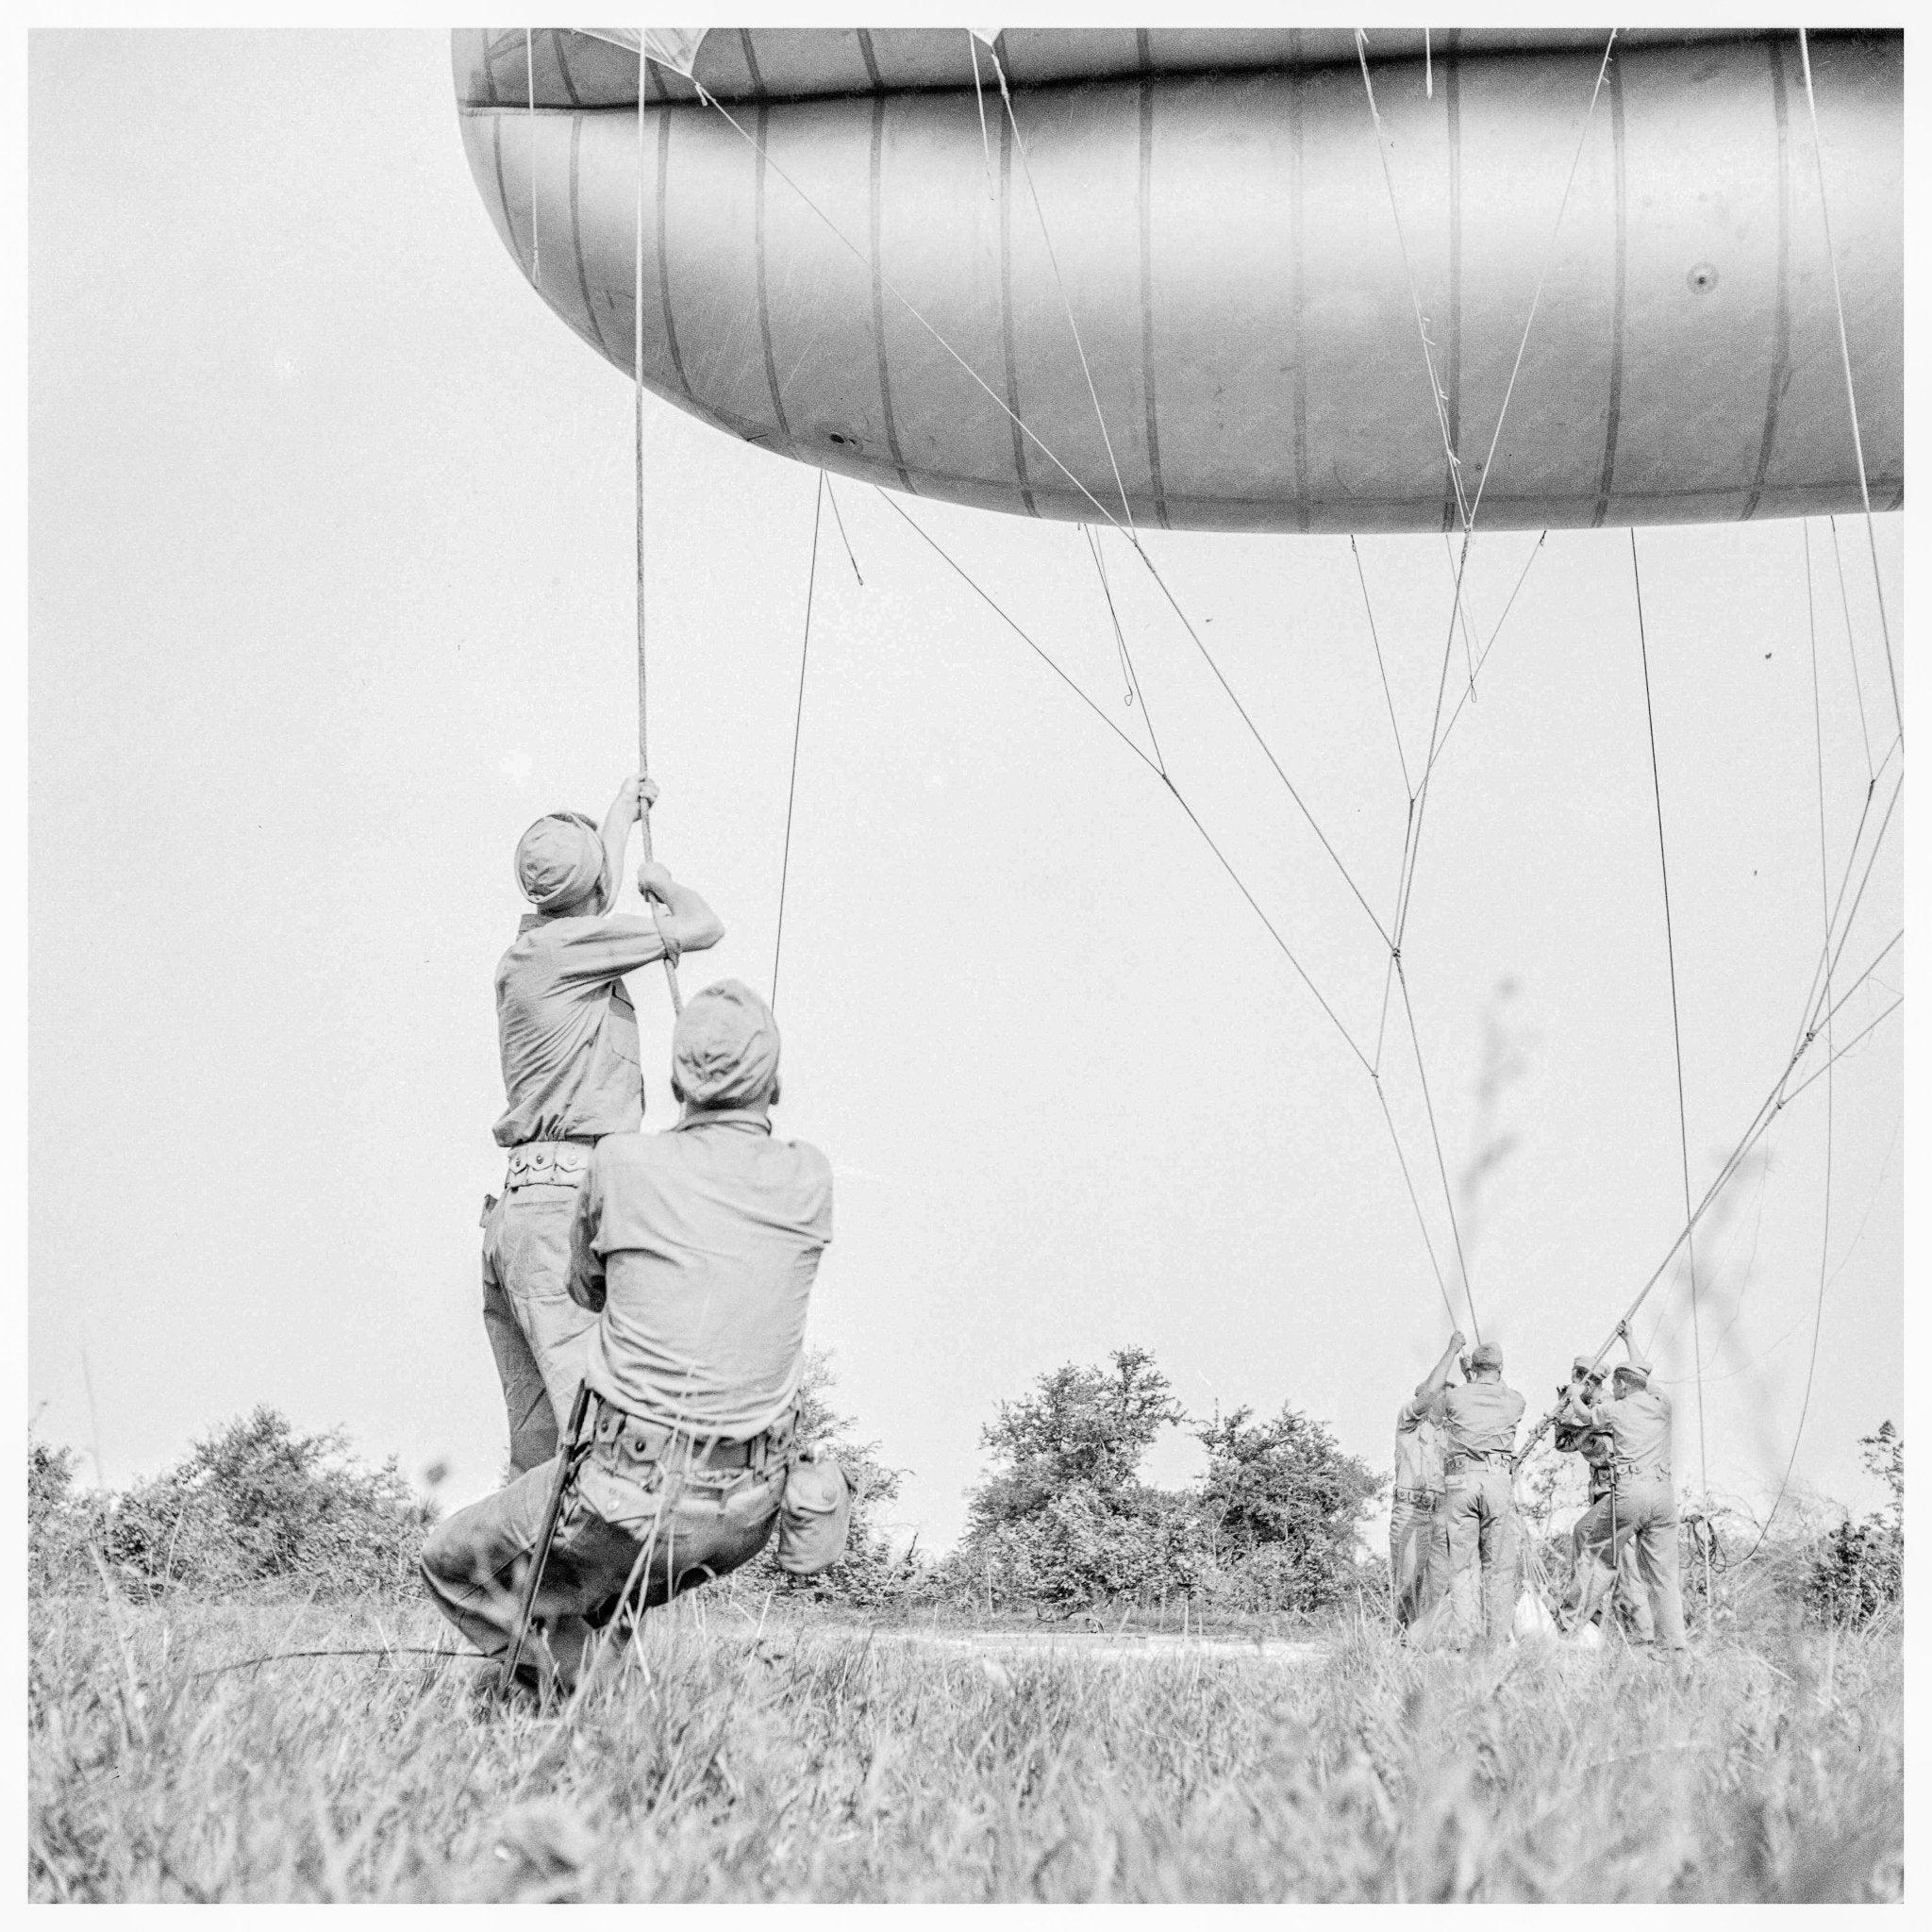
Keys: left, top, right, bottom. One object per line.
{"left": 27, "top": 1579, "right": 1902, "bottom": 1903}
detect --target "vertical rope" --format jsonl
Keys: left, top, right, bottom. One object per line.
{"left": 1630, "top": 530, "right": 1706, "bottom": 1501}
{"left": 636, "top": 48, "right": 680, "bottom": 1015}
{"left": 989, "top": 46, "right": 1137, "bottom": 530}
{"left": 1797, "top": 28, "right": 1899, "bottom": 741}
{"left": 772, "top": 473, "right": 825, "bottom": 1011}
{"left": 824, "top": 474, "right": 864, "bottom": 585}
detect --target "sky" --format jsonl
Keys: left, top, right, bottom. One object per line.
{"left": 29, "top": 29, "right": 1905, "bottom": 1552}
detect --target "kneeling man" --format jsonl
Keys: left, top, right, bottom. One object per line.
{"left": 422, "top": 978, "right": 833, "bottom": 1691}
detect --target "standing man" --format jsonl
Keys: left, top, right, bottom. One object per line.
{"left": 423, "top": 978, "right": 834, "bottom": 1693}
{"left": 484, "top": 776, "right": 724, "bottom": 1475}
{"left": 1559, "top": 1344, "right": 1689, "bottom": 1655}
{"left": 1555, "top": 1356, "right": 1654, "bottom": 1641}
{"left": 1428, "top": 1341, "right": 1525, "bottom": 1651}
{"left": 1391, "top": 1328, "right": 1463, "bottom": 1634}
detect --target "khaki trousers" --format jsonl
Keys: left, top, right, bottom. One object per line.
{"left": 1440, "top": 1461, "right": 1518, "bottom": 1649}
{"left": 1567, "top": 1497, "right": 1656, "bottom": 1641}
{"left": 1573, "top": 1476, "right": 1688, "bottom": 1652}
{"left": 1390, "top": 1492, "right": 1447, "bottom": 1628}
{"left": 480, "top": 1178, "right": 598, "bottom": 1476}
{"left": 421, "top": 1435, "right": 785, "bottom": 1691}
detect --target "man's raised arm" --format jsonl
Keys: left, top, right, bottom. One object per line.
{"left": 637, "top": 861, "right": 724, "bottom": 956}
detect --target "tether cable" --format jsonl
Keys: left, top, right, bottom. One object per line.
{"left": 634, "top": 46, "right": 681, "bottom": 1012}
{"left": 771, "top": 472, "right": 825, "bottom": 1011}
{"left": 1631, "top": 530, "right": 1707, "bottom": 1502}
{"left": 876, "top": 489, "right": 1374, "bottom": 1075}
{"left": 683, "top": 58, "right": 1388, "bottom": 950}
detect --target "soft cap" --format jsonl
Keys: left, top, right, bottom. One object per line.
{"left": 515, "top": 812, "right": 607, "bottom": 913}
{"left": 1614, "top": 1357, "right": 1654, "bottom": 1386}
{"left": 1467, "top": 1341, "right": 1505, "bottom": 1372}
{"left": 673, "top": 978, "right": 781, "bottom": 1108}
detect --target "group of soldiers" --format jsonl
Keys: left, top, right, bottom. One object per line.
{"left": 1390, "top": 1329, "right": 1690, "bottom": 1654}
{"left": 418, "top": 780, "right": 844, "bottom": 1694}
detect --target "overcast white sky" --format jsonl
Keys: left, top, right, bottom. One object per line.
{"left": 29, "top": 29, "right": 1904, "bottom": 1550}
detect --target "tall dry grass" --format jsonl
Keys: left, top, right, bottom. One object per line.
{"left": 28, "top": 1576, "right": 1900, "bottom": 1903}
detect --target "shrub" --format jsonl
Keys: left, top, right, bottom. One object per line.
{"left": 1195, "top": 1402, "right": 1382, "bottom": 1613}
{"left": 1804, "top": 1422, "right": 1903, "bottom": 1628}
{"left": 31, "top": 1407, "right": 437, "bottom": 1603}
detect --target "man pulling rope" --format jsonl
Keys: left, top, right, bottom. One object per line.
{"left": 481, "top": 778, "right": 724, "bottom": 1476}
{"left": 426, "top": 979, "right": 846, "bottom": 1696}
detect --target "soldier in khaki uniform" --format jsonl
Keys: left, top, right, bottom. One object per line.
{"left": 484, "top": 777, "right": 724, "bottom": 1474}
{"left": 1558, "top": 1353, "right": 1689, "bottom": 1654}
{"left": 1554, "top": 1356, "right": 1653, "bottom": 1641}
{"left": 1426, "top": 1341, "right": 1525, "bottom": 1651}
{"left": 1391, "top": 1328, "right": 1463, "bottom": 1633}
{"left": 425, "top": 980, "right": 834, "bottom": 1693}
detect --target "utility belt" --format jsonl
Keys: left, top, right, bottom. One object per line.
{"left": 1393, "top": 1486, "right": 1441, "bottom": 1508}
{"left": 504, "top": 1138, "right": 596, "bottom": 1191}
{"left": 583, "top": 1394, "right": 794, "bottom": 1478}
{"left": 1444, "top": 1450, "right": 1511, "bottom": 1477}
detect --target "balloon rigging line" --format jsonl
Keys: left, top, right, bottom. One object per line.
{"left": 874, "top": 488, "right": 1375, "bottom": 1076}
{"left": 686, "top": 82, "right": 1135, "bottom": 540}
{"left": 771, "top": 470, "right": 825, "bottom": 1013}
{"left": 1631, "top": 529, "right": 1707, "bottom": 1502}
{"left": 1444, "top": 533, "right": 1482, "bottom": 693}
{"left": 1374, "top": 1076, "right": 1460, "bottom": 1328}
{"left": 1421, "top": 530, "right": 1549, "bottom": 783}
{"left": 1350, "top": 536, "right": 1415, "bottom": 795}
{"left": 1778, "top": 995, "right": 1898, "bottom": 1110}
{"left": 1742, "top": 511, "right": 1842, "bottom": 1559}
{"left": 1084, "top": 525, "right": 1159, "bottom": 744}
{"left": 1127, "top": 552, "right": 1396, "bottom": 947}
{"left": 1359, "top": 526, "right": 1548, "bottom": 1079}
{"left": 1392, "top": 954, "right": 1483, "bottom": 1337}
{"left": 1514, "top": 791, "right": 1903, "bottom": 1465}
{"left": 989, "top": 45, "right": 1139, "bottom": 532}
{"left": 874, "top": 491, "right": 1158, "bottom": 776}
{"left": 1459, "top": 30, "right": 1618, "bottom": 535}
{"left": 1797, "top": 28, "right": 1899, "bottom": 744}
{"left": 1353, "top": 30, "right": 1471, "bottom": 529}
{"left": 634, "top": 46, "right": 680, "bottom": 1010}
{"left": 1366, "top": 29, "right": 1615, "bottom": 957}
{"left": 683, "top": 61, "right": 1390, "bottom": 954}
{"left": 1825, "top": 516, "right": 1874, "bottom": 782}
{"left": 823, "top": 473, "right": 864, "bottom": 585}
{"left": 966, "top": 32, "right": 995, "bottom": 200}
{"left": 1388, "top": 538, "right": 1471, "bottom": 952}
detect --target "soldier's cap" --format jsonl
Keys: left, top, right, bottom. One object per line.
{"left": 515, "top": 811, "right": 608, "bottom": 914}
{"left": 672, "top": 978, "right": 781, "bottom": 1109}
{"left": 1572, "top": 1354, "right": 1595, "bottom": 1375}
{"left": 1467, "top": 1341, "right": 1504, "bottom": 1371}
{"left": 1613, "top": 1356, "right": 1654, "bottom": 1385}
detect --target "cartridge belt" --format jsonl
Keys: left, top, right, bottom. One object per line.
{"left": 1393, "top": 1486, "right": 1441, "bottom": 1507}
{"left": 504, "top": 1138, "right": 596, "bottom": 1190}
{"left": 587, "top": 1400, "right": 794, "bottom": 1474}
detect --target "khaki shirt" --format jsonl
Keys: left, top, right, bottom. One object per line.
{"left": 492, "top": 911, "right": 676, "bottom": 1147}
{"left": 1428, "top": 1378, "right": 1525, "bottom": 1459}
{"left": 567, "top": 1111, "right": 834, "bottom": 1441}
{"left": 1561, "top": 1384, "right": 1674, "bottom": 1479}
{"left": 1393, "top": 1396, "right": 1445, "bottom": 1494}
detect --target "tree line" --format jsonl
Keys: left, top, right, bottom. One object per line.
{"left": 27, "top": 1351, "right": 1902, "bottom": 1631}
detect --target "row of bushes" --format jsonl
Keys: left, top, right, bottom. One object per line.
{"left": 29, "top": 1407, "right": 434, "bottom": 1602}
{"left": 26, "top": 1370, "right": 1902, "bottom": 1632}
